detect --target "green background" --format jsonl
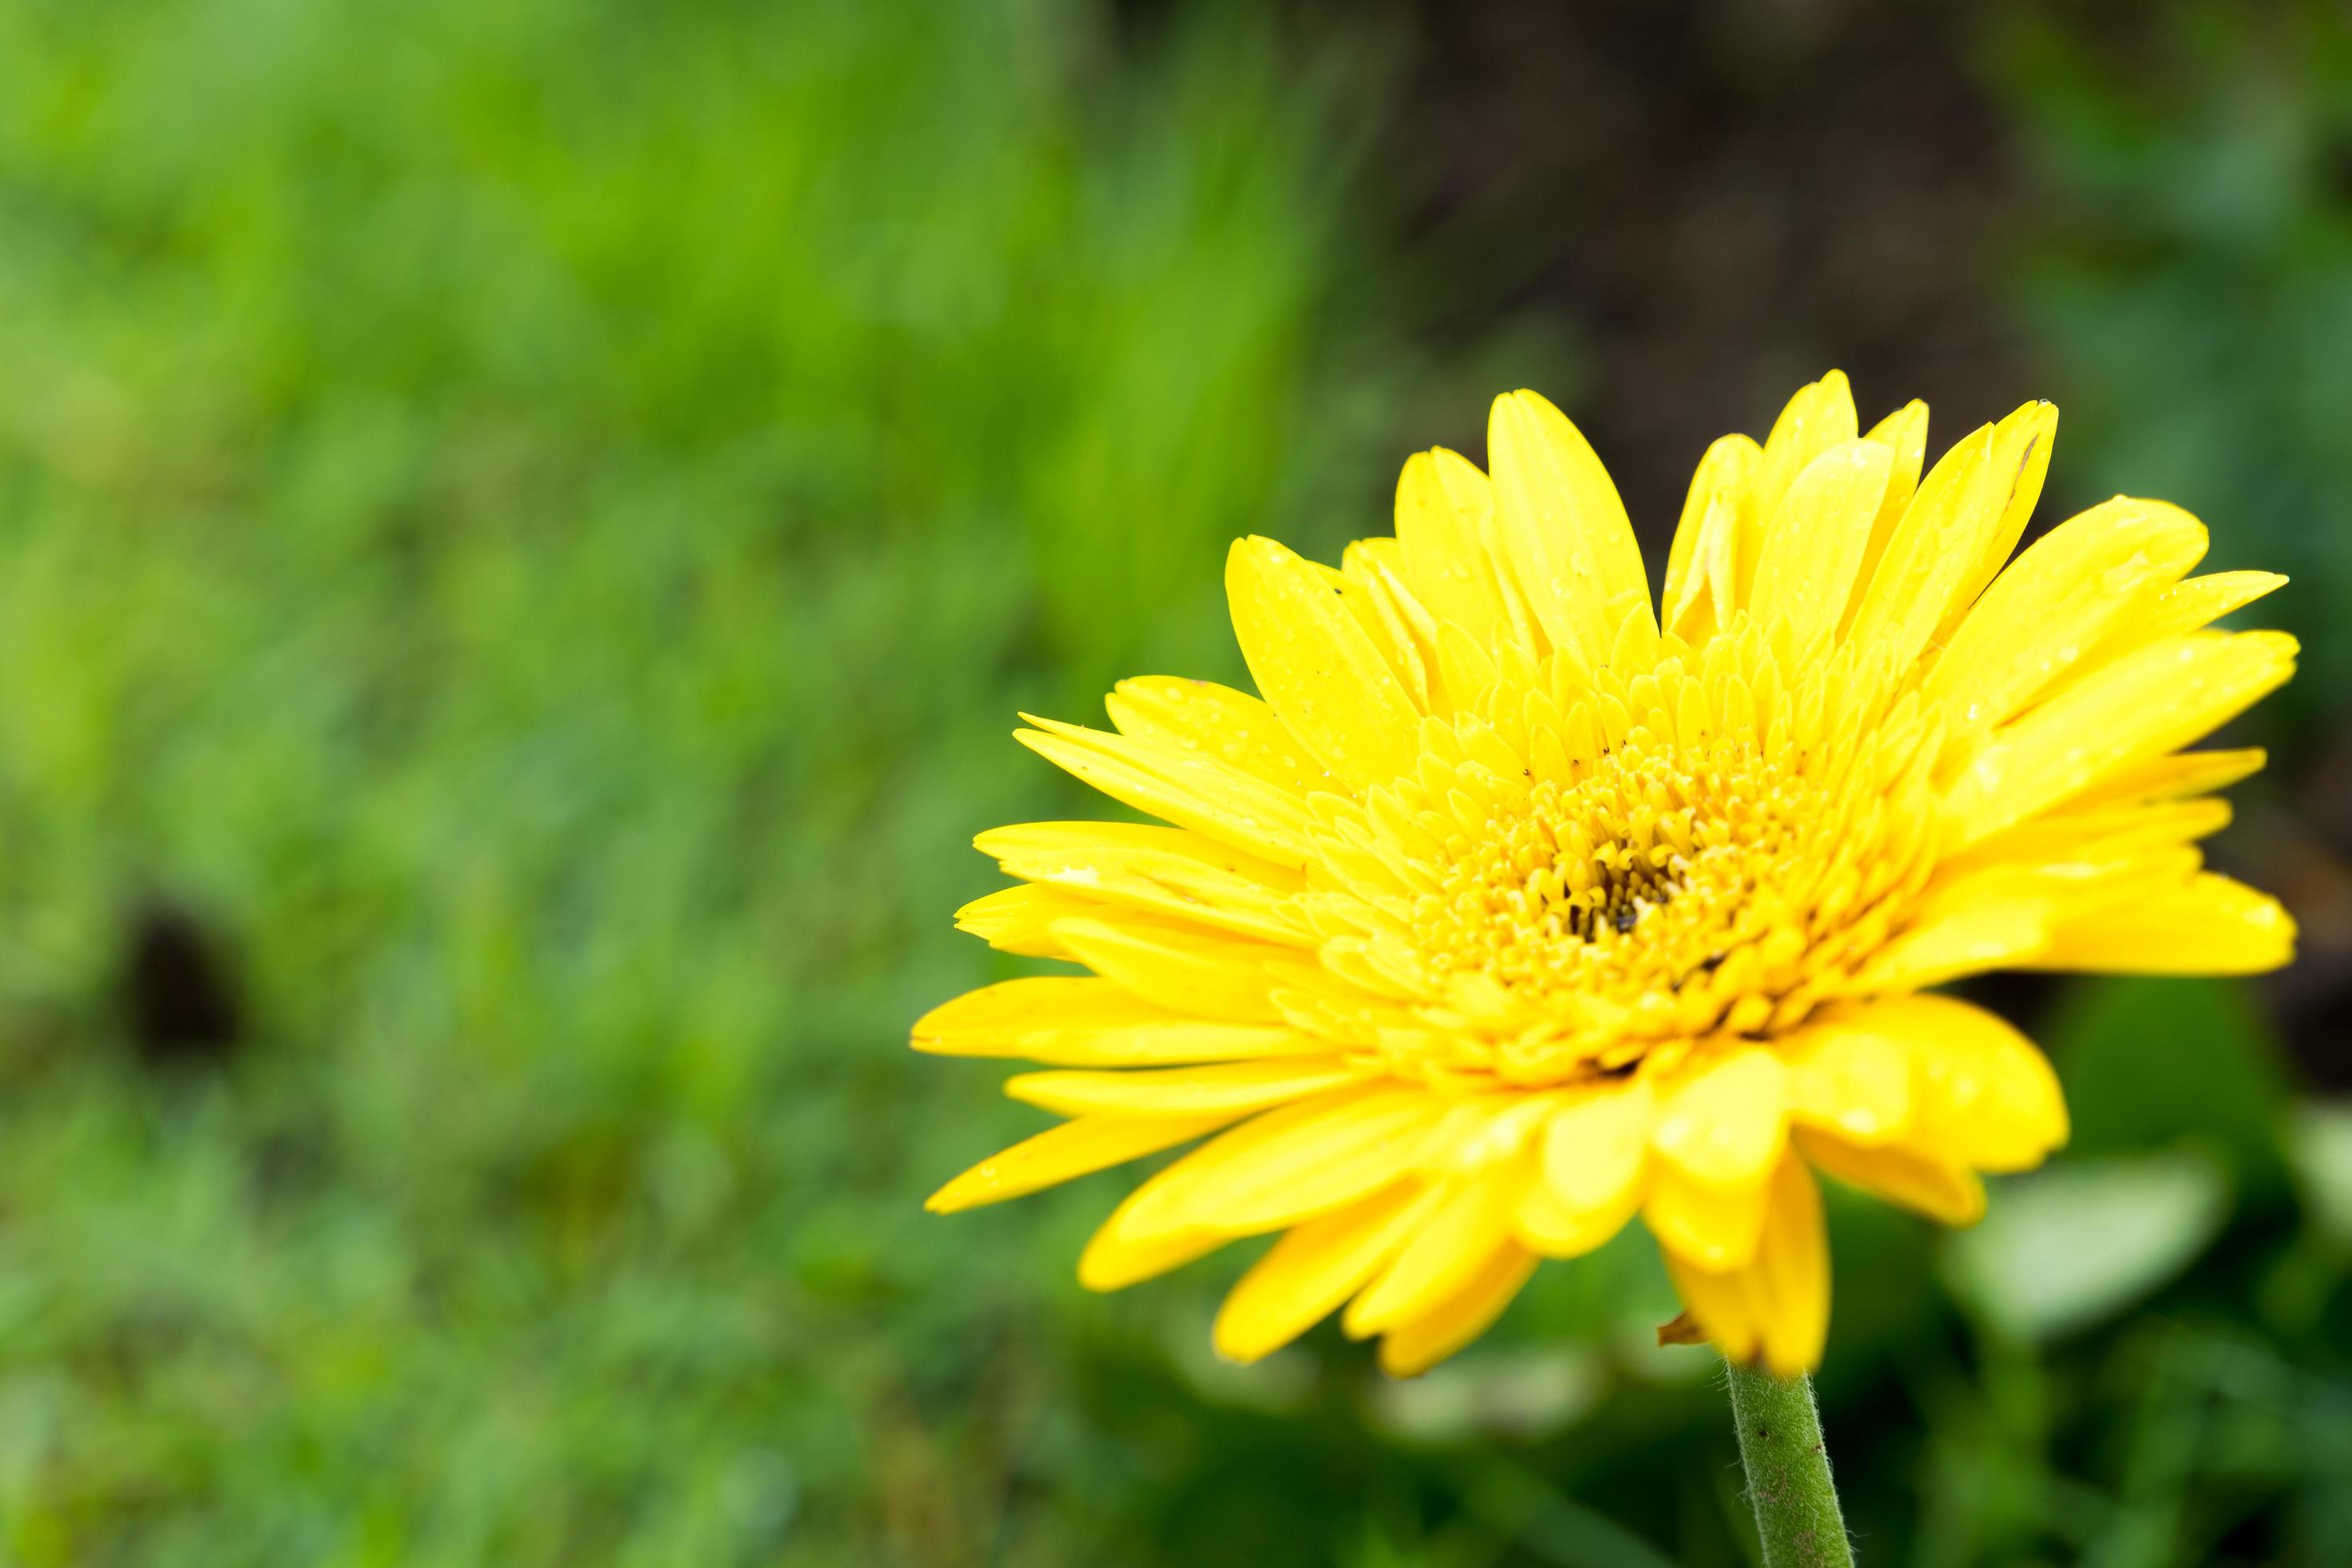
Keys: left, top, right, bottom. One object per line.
{"left": 0, "top": 1, "right": 2347, "bottom": 1562}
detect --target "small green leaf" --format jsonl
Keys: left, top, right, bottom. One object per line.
{"left": 1945, "top": 1149, "right": 2231, "bottom": 1343}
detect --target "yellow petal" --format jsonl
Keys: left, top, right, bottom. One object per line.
{"left": 1663, "top": 434, "right": 1762, "bottom": 638}
{"left": 1016, "top": 717, "right": 1315, "bottom": 869}
{"left": 1940, "top": 399, "right": 2059, "bottom": 633}
{"left": 1343, "top": 1169, "right": 1523, "bottom": 1335}
{"left": 1395, "top": 449, "right": 1517, "bottom": 650}
{"left": 2022, "top": 871, "right": 2294, "bottom": 975}
{"left": 1650, "top": 1048, "right": 1788, "bottom": 1188}
{"left": 1944, "top": 795, "right": 2231, "bottom": 878}
{"left": 953, "top": 885, "right": 1080, "bottom": 957}
{"left": 1927, "top": 497, "right": 2208, "bottom": 729}
{"left": 1051, "top": 915, "right": 1286, "bottom": 1024}
{"left": 1659, "top": 1250, "right": 1756, "bottom": 1364}
{"left": 1486, "top": 390, "right": 1655, "bottom": 664}
{"left": 910, "top": 977, "right": 1311, "bottom": 1065}
{"left": 1850, "top": 398, "right": 1930, "bottom": 600}
{"left": 1796, "top": 1127, "right": 1986, "bottom": 1226}
{"left": 1518, "top": 1174, "right": 1642, "bottom": 1259}
{"left": 1855, "top": 995, "right": 2067, "bottom": 1172}
{"left": 1748, "top": 371, "right": 1860, "bottom": 555}
{"left": 1518, "top": 1078, "right": 1654, "bottom": 1256}
{"left": 2065, "top": 747, "right": 2265, "bottom": 811}
{"left": 1782, "top": 1009, "right": 1916, "bottom": 1146}
{"left": 1748, "top": 438, "right": 1897, "bottom": 654}
{"left": 1213, "top": 1183, "right": 1443, "bottom": 1362}
{"left": 925, "top": 1112, "right": 1238, "bottom": 1213}
{"left": 1941, "top": 630, "right": 2298, "bottom": 850}
{"left": 1751, "top": 1157, "right": 1831, "bottom": 1375}
{"left": 2078, "top": 570, "right": 2289, "bottom": 673}
{"left": 1342, "top": 538, "right": 1440, "bottom": 710}
{"left": 1105, "top": 677, "right": 1331, "bottom": 796}
{"left": 1078, "top": 1201, "right": 1233, "bottom": 1291}
{"left": 1005, "top": 1057, "right": 1368, "bottom": 1118}
{"left": 978, "top": 819, "right": 1301, "bottom": 886}
{"left": 1226, "top": 536, "right": 1422, "bottom": 788}
{"left": 978, "top": 819, "right": 1310, "bottom": 947}
{"left": 1375, "top": 1242, "right": 1541, "bottom": 1377}
{"left": 1844, "top": 422, "right": 1997, "bottom": 672}
{"left": 1110, "top": 1086, "right": 1447, "bottom": 1241}
{"left": 1662, "top": 1154, "right": 1829, "bottom": 1377}
{"left": 1645, "top": 1159, "right": 1772, "bottom": 1270}
{"left": 1419, "top": 1094, "right": 1562, "bottom": 1177}
{"left": 1854, "top": 900, "right": 2048, "bottom": 991}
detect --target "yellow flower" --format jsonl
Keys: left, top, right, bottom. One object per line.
{"left": 917, "top": 373, "right": 2296, "bottom": 1378}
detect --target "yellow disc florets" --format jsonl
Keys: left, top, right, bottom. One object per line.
{"left": 1418, "top": 730, "right": 1823, "bottom": 1044}
{"left": 1314, "top": 631, "right": 1945, "bottom": 1090}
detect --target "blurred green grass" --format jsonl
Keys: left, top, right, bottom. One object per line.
{"left": 0, "top": 1, "right": 1397, "bottom": 1561}
{"left": 0, "top": 1, "right": 2346, "bottom": 1564}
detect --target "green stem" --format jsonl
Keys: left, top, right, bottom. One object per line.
{"left": 1723, "top": 1359, "right": 1854, "bottom": 1567}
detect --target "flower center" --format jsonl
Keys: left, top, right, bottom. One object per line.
{"left": 1408, "top": 731, "right": 1831, "bottom": 1078}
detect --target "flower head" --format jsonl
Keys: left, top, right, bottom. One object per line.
{"left": 918, "top": 374, "right": 2294, "bottom": 1376}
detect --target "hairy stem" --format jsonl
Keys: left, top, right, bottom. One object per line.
{"left": 1724, "top": 1359, "right": 1854, "bottom": 1567}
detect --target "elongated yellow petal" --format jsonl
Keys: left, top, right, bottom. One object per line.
{"left": 979, "top": 820, "right": 1311, "bottom": 947}
{"left": 1663, "top": 1154, "right": 1827, "bottom": 1377}
{"left": 1226, "top": 536, "right": 1422, "bottom": 789}
{"left": 1078, "top": 1201, "right": 1233, "bottom": 1291}
{"left": 1749, "top": 372, "right": 1860, "bottom": 555}
{"left": 926, "top": 1112, "right": 1238, "bottom": 1213}
{"left": 1750, "top": 1157, "right": 1830, "bottom": 1375}
{"left": 1946, "top": 795, "right": 2231, "bottom": 878}
{"left": 1940, "top": 399, "right": 2058, "bottom": 632}
{"left": 1855, "top": 900, "right": 2048, "bottom": 990}
{"left": 1518, "top": 1078, "right": 1654, "bottom": 1256}
{"left": 1105, "top": 677, "right": 1331, "bottom": 796}
{"left": 911, "top": 977, "right": 1312, "bottom": 1065}
{"left": 1650, "top": 1047, "right": 1788, "bottom": 1188}
{"left": 2070, "top": 569, "right": 2290, "bottom": 685}
{"left": 1749, "top": 439, "right": 1896, "bottom": 654}
{"left": 1111, "top": 1086, "right": 1447, "bottom": 1241}
{"left": 2022, "top": 871, "right": 2294, "bottom": 975}
{"left": 1343, "top": 1168, "right": 1524, "bottom": 1335}
{"left": 978, "top": 819, "right": 1301, "bottom": 882}
{"left": 1928, "top": 497, "right": 2207, "bottom": 728}
{"left": 1052, "top": 916, "right": 1287, "bottom": 1024}
{"left": 954, "top": 885, "right": 1080, "bottom": 956}
{"left": 1845, "top": 423, "right": 1997, "bottom": 672}
{"left": 1016, "top": 718, "right": 1314, "bottom": 869}
{"left": 1659, "top": 1246, "right": 1757, "bottom": 1365}
{"left": 2065, "top": 747, "right": 2265, "bottom": 810}
{"left": 1645, "top": 1159, "right": 1772, "bottom": 1271}
{"left": 1941, "top": 630, "right": 2298, "bottom": 850}
{"left": 1663, "top": 434, "right": 1762, "bottom": 638}
{"left": 1518, "top": 1173, "right": 1642, "bottom": 1259}
{"left": 1854, "top": 995, "right": 2067, "bottom": 1172}
{"left": 1213, "top": 1183, "right": 1443, "bottom": 1362}
{"left": 1376, "top": 1243, "right": 1541, "bottom": 1377}
{"left": 1486, "top": 390, "right": 1655, "bottom": 663}
{"left": 1396, "top": 448, "right": 1518, "bottom": 650}
{"left": 1782, "top": 1009, "right": 1915, "bottom": 1146}
{"left": 1796, "top": 1127, "right": 1985, "bottom": 1225}
{"left": 1342, "top": 538, "right": 1442, "bottom": 710}
{"left": 1006, "top": 1057, "right": 1367, "bottom": 1118}
{"left": 1850, "top": 398, "right": 1929, "bottom": 602}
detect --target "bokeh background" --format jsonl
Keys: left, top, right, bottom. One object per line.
{"left": 1, "top": 0, "right": 2349, "bottom": 1562}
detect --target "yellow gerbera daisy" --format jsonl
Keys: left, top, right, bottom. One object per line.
{"left": 917, "top": 373, "right": 2295, "bottom": 1378}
